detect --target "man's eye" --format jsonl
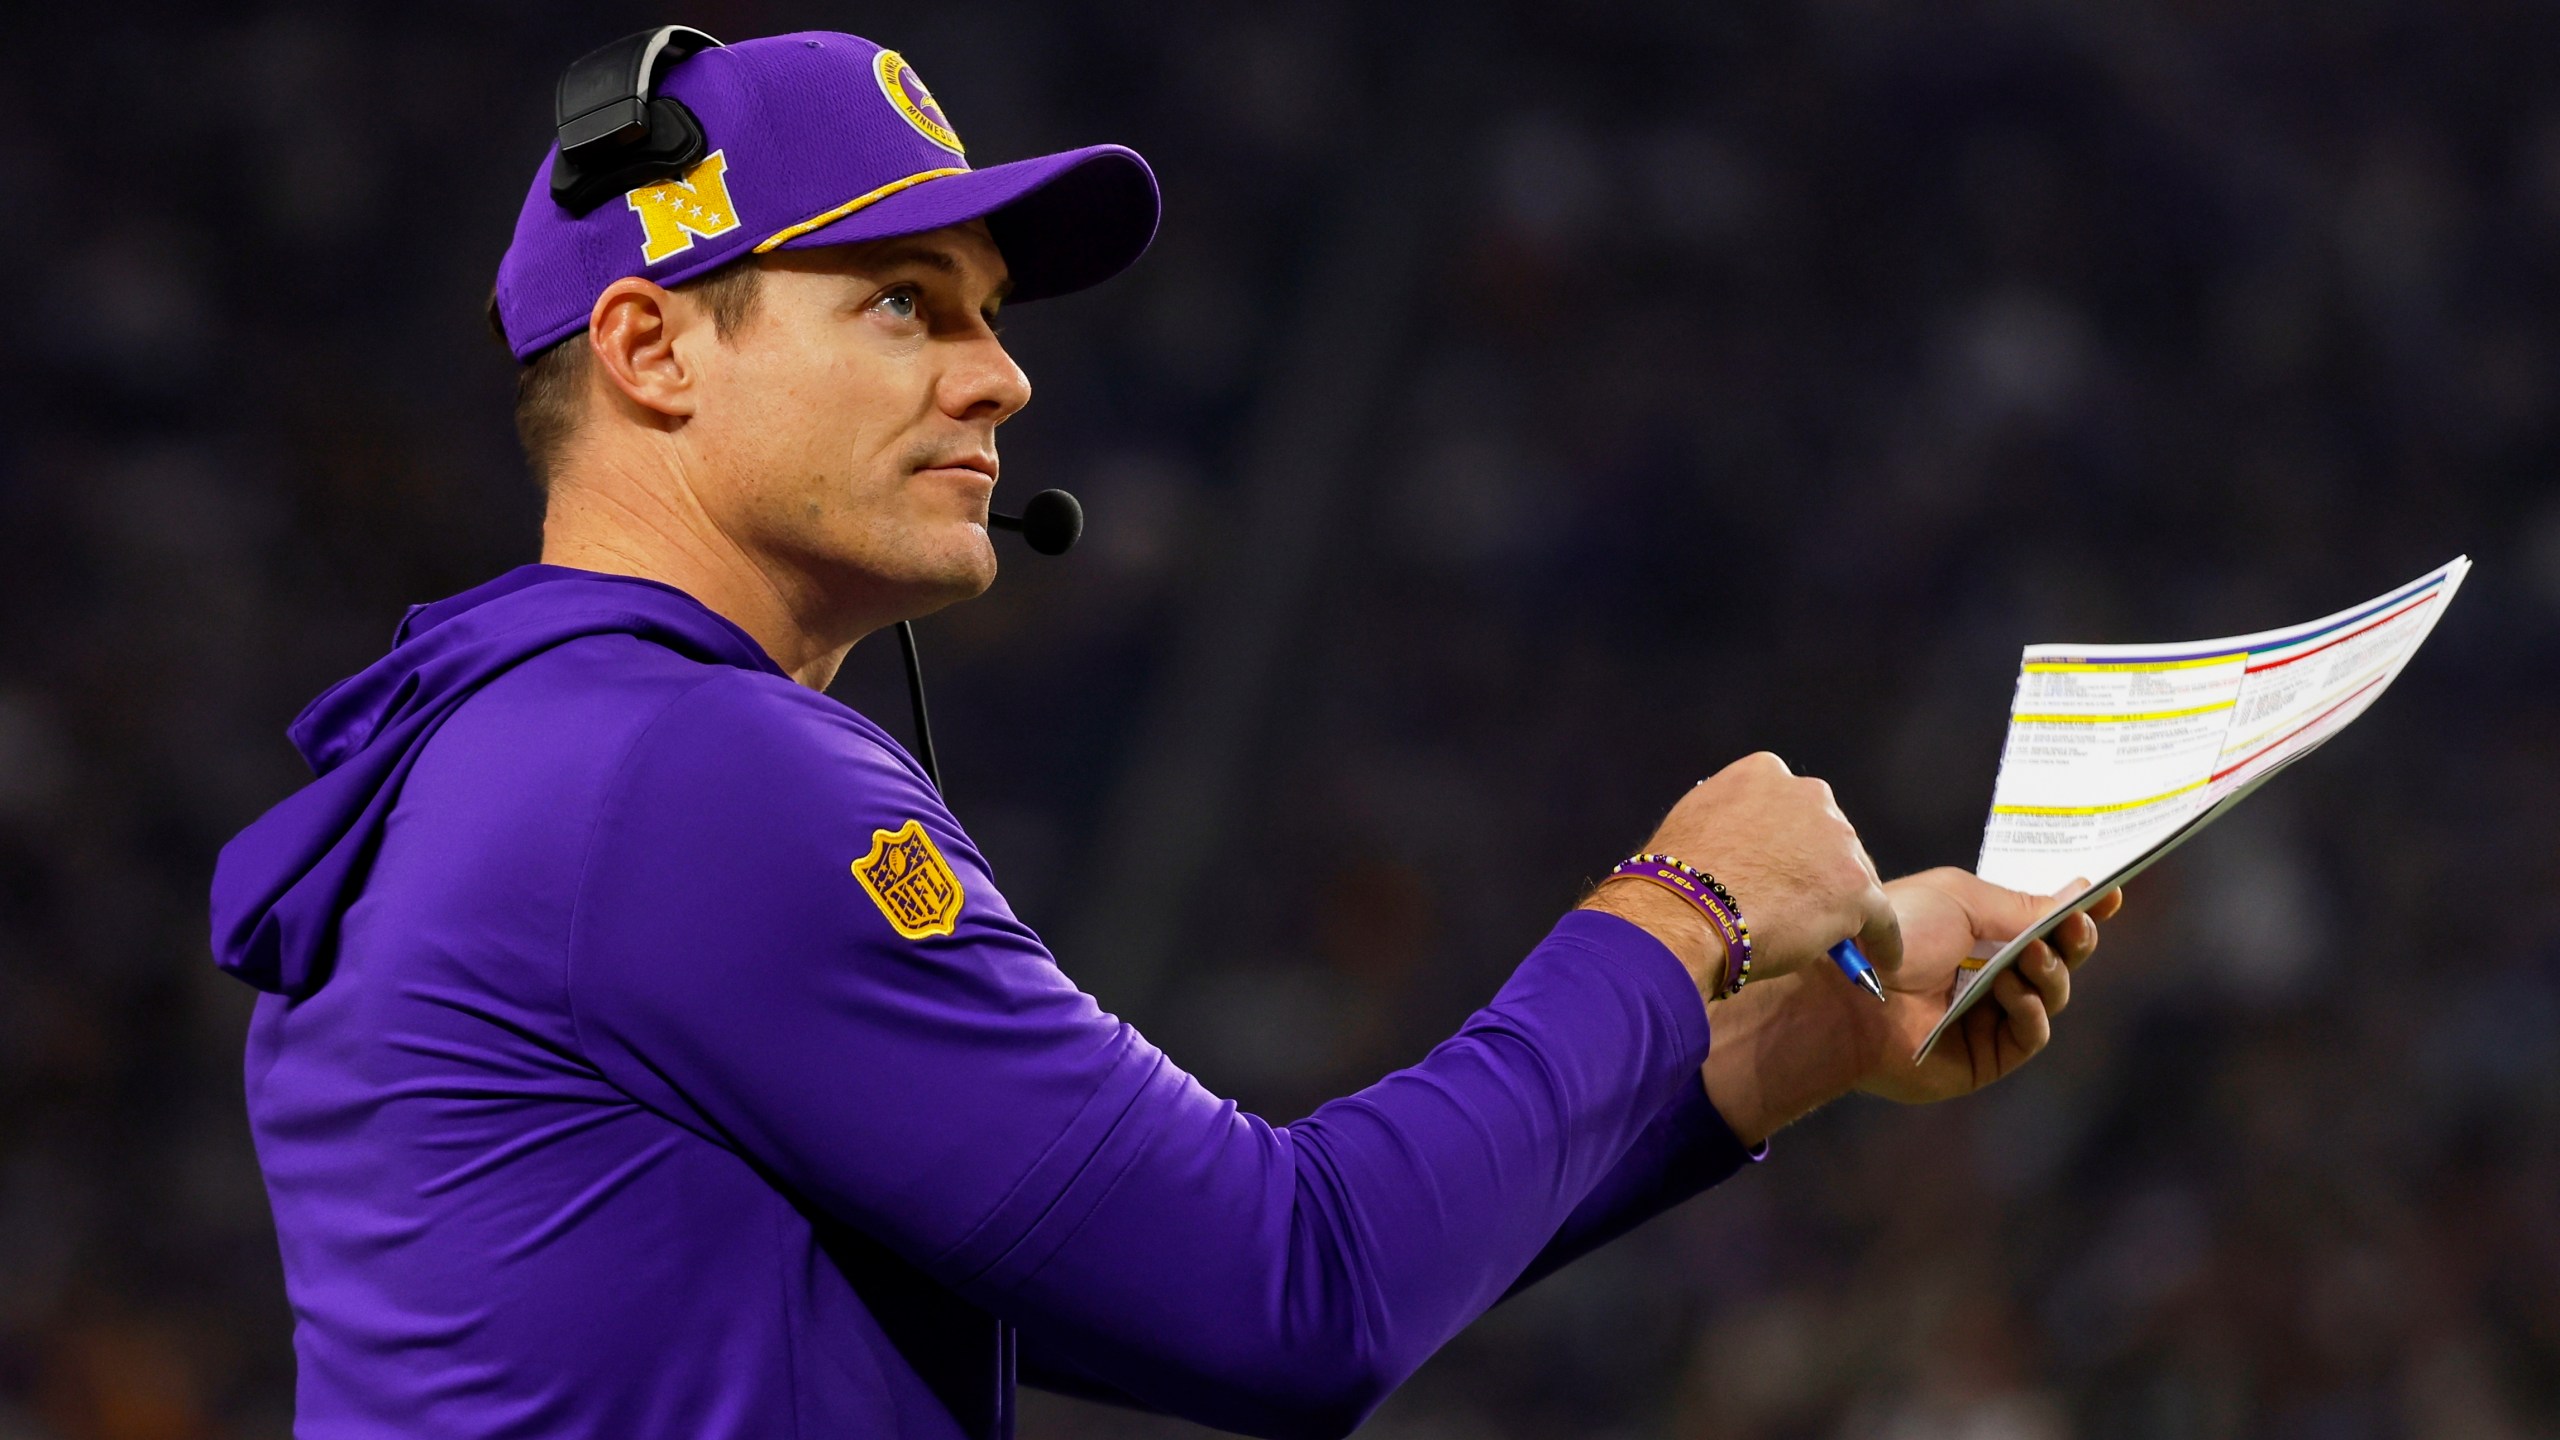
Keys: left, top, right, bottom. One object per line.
{"left": 876, "top": 289, "right": 919, "bottom": 320}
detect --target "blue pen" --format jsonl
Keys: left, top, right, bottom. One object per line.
{"left": 1830, "top": 937, "right": 1887, "bottom": 1002}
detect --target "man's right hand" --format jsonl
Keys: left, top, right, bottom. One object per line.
{"left": 1581, "top": 753, "right": 1901, "bottom": 997}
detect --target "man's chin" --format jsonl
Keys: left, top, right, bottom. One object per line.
{"left": 949, "top": 528, "right": 1000, "bottom": 598}
{"left": 898, "top": 537, "right": 1000, "bottom": 614}
{"left": 790, "top": 531, "right": 991, "bottom": 631}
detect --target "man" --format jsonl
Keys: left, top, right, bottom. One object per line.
{"left": 209, "top": 29, "right": 2118, "bottom": 1440}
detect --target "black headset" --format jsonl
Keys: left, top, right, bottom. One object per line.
{"left": 540, "top": 26, "right": 1087, "bottom": 798}
{"left": 551, "top": 26, "right": 725, "bottom": 215}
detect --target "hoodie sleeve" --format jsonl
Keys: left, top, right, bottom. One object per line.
{"left": 566, "top": 672, "right": 1714, "bottom": 1440}
{"left": 1498, "top": 1069, "right": 1762, "bottom": 1300}
{"left": 1017, "top": 1073, "right": 1760, "bottom": 1414}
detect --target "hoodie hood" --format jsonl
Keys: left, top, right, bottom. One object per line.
{"left": 210, "top": 565, "right": 785, "bottom": 997}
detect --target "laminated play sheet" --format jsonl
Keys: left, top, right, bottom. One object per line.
{"left": 1919, "top": 557, "right": 2471, "bottom": 1060}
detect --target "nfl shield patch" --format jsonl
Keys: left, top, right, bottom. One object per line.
{"left": 852, "top": 819, "right": 965, "bottom": 940}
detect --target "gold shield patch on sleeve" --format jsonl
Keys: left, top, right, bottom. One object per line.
{"left": 852, "top": 819, "right": 966, "bottom": 940}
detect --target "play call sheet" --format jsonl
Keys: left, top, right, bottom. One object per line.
{"left": 1919, "top": 557, "right": 2470, "bottom": 1060}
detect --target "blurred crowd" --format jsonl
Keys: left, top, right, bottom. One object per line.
{"left": 8, "top": 1, "right": 2559, "bottom": 1436}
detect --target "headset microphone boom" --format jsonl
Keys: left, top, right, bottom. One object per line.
{"left": 895, "top": 487, "right": 1083, "bottom": 795}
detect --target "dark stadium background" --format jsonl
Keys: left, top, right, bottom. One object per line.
{"left": 11, "top": 2, "right": 2560, "bottom": 1436}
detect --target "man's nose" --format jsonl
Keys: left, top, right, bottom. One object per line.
{"left": 944, "top": 333, "right": 1032, "bottom": 424}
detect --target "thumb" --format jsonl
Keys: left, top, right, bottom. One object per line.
{"left": 1946, "top": 870, "right": 2071, "bottom": 947}
{"left": 1854, "top": 881, "right": 1905, "bottom": 976}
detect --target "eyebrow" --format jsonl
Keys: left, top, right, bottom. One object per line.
{"left": 866, "top": 243, "right": 1014, "bottom": 306}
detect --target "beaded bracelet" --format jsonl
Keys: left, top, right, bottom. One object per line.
{"left": 1606, "top": 853, "right": 1753, "bottom": 999}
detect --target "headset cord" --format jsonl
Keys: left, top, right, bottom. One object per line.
{"left": 894, "top": 620, "right": 943, "bottom": 796}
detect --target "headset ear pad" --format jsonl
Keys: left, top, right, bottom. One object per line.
{"left": 550, "top": 95, "right": 710, "bottom": 214}
{"left": 546, "top": 25, "right": 725, "bottom": 215}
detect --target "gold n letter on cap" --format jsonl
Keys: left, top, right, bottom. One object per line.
{"left": 626, "top": 151, "right": 743, "bottom": 264}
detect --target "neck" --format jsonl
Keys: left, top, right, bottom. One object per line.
{"left": 538, "top": 454, "right": 856, "bottom": 692}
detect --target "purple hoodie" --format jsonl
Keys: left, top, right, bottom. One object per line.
{"left": 210, "top": 565, "right": 1755, "bottom": 1439}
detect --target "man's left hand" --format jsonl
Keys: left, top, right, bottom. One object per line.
{"left": 1700, "top": 869, "right": 2123, "bottom": 1145}
{"left": 1855, "top": 868, "right": 2119, "bottom": 1104}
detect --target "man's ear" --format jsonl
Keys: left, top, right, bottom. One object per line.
{"left": 587, "top": 278, "right": 704, "bottom": 421}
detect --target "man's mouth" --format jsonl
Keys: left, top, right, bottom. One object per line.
{"left": 917, "top": 453, "right": 999, "bottom": 483}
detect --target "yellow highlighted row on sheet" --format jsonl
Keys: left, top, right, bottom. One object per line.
{"left": 1991, "top": 775, "right": 2212, "bottom": 817}
{"left": 2023, "top": 654, "right": 2244, "bottom": 673}
{"left": 2008, "top": 700, "right": 2236, "bottom": 725}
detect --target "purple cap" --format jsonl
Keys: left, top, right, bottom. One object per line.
{"left": 493, "top": 31, "right": 1160, "bottom": 361}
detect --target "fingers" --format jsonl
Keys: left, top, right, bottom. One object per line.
{"left": 1671, "top": 754, "right": 1896, "bottom": 980}
{"left": 2049, "top": 912, "right": 2097, "bottom": 968}
{"left": 1989, "top": 965, "right": 2052, "bottom": 1057}
{"left": 1916, "top": 875, "right": 2114, "bottom": 1087}
{"left": 2044, "top": 884, "right": 2122, "bottom": 968}
{"left": 1855, "top": 880, "right": 1905, "bottom": 976}
{"left": 2017, "top": 938, "right": 2071, "bottom": 1017}
{"left": 1819, "top": 778, "right": 1899, "bottom": 974}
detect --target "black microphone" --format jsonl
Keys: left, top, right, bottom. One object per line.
{"left": 988, "top": 488, "right": 1083, "bottom": 556}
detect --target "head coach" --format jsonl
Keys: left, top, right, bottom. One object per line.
{"left": 207, "top": 27, "right": 2120, "bottom": 1440}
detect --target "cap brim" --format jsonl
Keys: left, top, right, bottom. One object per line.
{"left": 765, "top": 144, "right": 1159, "bottom": 304}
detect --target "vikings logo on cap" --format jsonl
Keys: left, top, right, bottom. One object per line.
{"left": 874, "top": 50, "right": 964, "bottom": 155}
{"left": 852, "top": 819, "right": 965, "bottom": 940}
{"left": 626, "top": 151, "right": 743, "bottom": 264}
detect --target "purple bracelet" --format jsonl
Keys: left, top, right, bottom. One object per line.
{"left": 1606, "top": 853, "right": 1753, "bottom": 999}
